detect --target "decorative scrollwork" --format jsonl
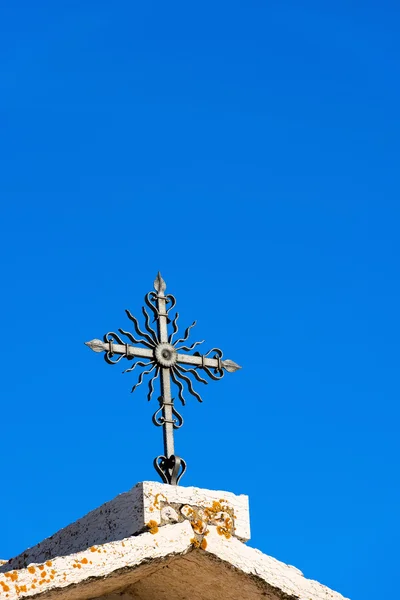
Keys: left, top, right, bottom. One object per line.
{"left": 146, "top": 291, "right": 177, "bottom": 323}
{"left": 194, "top": 348, "right": 225, "bottom": 380}
{"left": 103, "top": 332, "right": 128, "bottom": 364}
{"left": 153, "top": 454, "right": 186, "bottom": 485}
{"left": 152, "top": 397, "right": 183, "bottom": 429}
{"left": 102, "top": 288, "right": 227, "bottom": 405}
{"left": 85, "top": 272, "right": 241, "bottom": 486}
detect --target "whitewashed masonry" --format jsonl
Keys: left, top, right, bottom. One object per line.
{"left": 0, "top": 482, "right": 349, "bottom": 600}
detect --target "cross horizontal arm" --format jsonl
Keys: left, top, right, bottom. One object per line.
{"left": 85, "top": 339, "right": 241, "bottom": 372}
{"left": 176, "top": 353, "right": 241, "bottom": 372}
{"left": 85, "top": 339, "right": 153, "bottom": 360}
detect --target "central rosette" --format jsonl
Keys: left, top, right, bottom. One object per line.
{"left": 154, "top": 342, "right": 178, "bottom": 368}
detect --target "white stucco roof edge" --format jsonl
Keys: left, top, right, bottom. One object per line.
{"left": 0, "top": 522, "right": 349, "bottom": 600}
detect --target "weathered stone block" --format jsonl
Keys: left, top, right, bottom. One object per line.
{"left": 1, "top": 482, "right": 250, "bottom": 571}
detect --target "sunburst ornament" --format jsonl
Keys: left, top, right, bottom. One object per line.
{"left": 85, "top": 272, "right": 241, "bottom": 485}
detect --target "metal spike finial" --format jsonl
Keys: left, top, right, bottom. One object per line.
{"left": 221, "top": 359, "right": 241, "bottom": 373}
{"left": 85, "top": 275, "right": 241, "bottom": 485}
{"left": 154, "top": 272, "right": 166, "bottom": 293}
{"left": 85, "top": 339, "right": 105, "bottom": 353}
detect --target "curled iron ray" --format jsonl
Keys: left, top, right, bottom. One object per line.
{"left": 203, "top": 347, "right": 223, "bottom": 359}
{"left": 170, "top": 368, "right": 186, "bottom": 406}
{"left": 118, "top": 328, "right": 148, "bottom": 347}
{"left": 125, "top": 309, "right": 156, "bottom": 348}
{"left": 147, "top": 367, "right": 160, "bottom": 401}
{"left": 123, "top": 360, "right": 152, "bottom": 374}
{"left": 131, "top": 363, "right": 156, "bottom": 393}
{"left": 175, "top": 364, "right": 208, "bottom": 385}
{"left": 174, "top": 367, "right": 203, "bottom": 403}
{"left": 142, "top": 306, "right": 159, "bottom": 344}
{"left": 176, "top": 339, "right": 205, "bottom": 352}
{"left": 168, "top": 312, "right": 180, "bottom": 343}
{"left": 174, "top": 321, "right": 196, "bottom": 346}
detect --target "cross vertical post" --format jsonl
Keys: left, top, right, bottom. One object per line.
{"left": 85, "top": 272, "right": 241, "bottom": 485}
{"left": 154, "top": 278, "right": 180, "bottom": 483}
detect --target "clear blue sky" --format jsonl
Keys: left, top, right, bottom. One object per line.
{"left": 1, "top": 2, "right": 399, "bottom": 599}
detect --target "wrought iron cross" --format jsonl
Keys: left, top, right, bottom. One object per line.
{"left": 85, "top": 273, "right": 241, "bottom": 485}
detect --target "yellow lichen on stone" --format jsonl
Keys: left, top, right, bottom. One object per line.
{"left": 192, "top": 519, "right": 205, "bottom": 534}
{"left": 147, "top": 491, "right": 169, "bottom": 515}
{"left": 146, "top": 520, "right": 159, "bottom": 534}
{"left": 217, "top": 525, "right": 232, "bottom": 539}
{"left": 181, "top": 498, "right": 235, "bottom": 541}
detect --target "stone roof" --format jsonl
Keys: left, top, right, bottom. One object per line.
{"left": 0, "top": 482, "right": 349, "bottom": 600}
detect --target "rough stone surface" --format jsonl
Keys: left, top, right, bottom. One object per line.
{"left": 140, "top": 481, "right": 250, "bottom": 542}
{"left": 0, "top": 521, "right": 348, "bottom": 600}
{"left": 0, "top": 482, "right": 348, "bottom": 600}
{"left": 159, "top": 506, "right": 179, "bottom": 524}
{"left": 1, "top": 482, "right": 249, "bottom": 572}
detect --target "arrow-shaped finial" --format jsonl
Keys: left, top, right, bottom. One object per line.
{"left": 222, "top": 359, "right": 242, "bottom": 372}
{"left": 154, "top": 272, "right": 167, "bottom": 293}
{"left": 85, "top": 339, "right": 105, "bottom": 353}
